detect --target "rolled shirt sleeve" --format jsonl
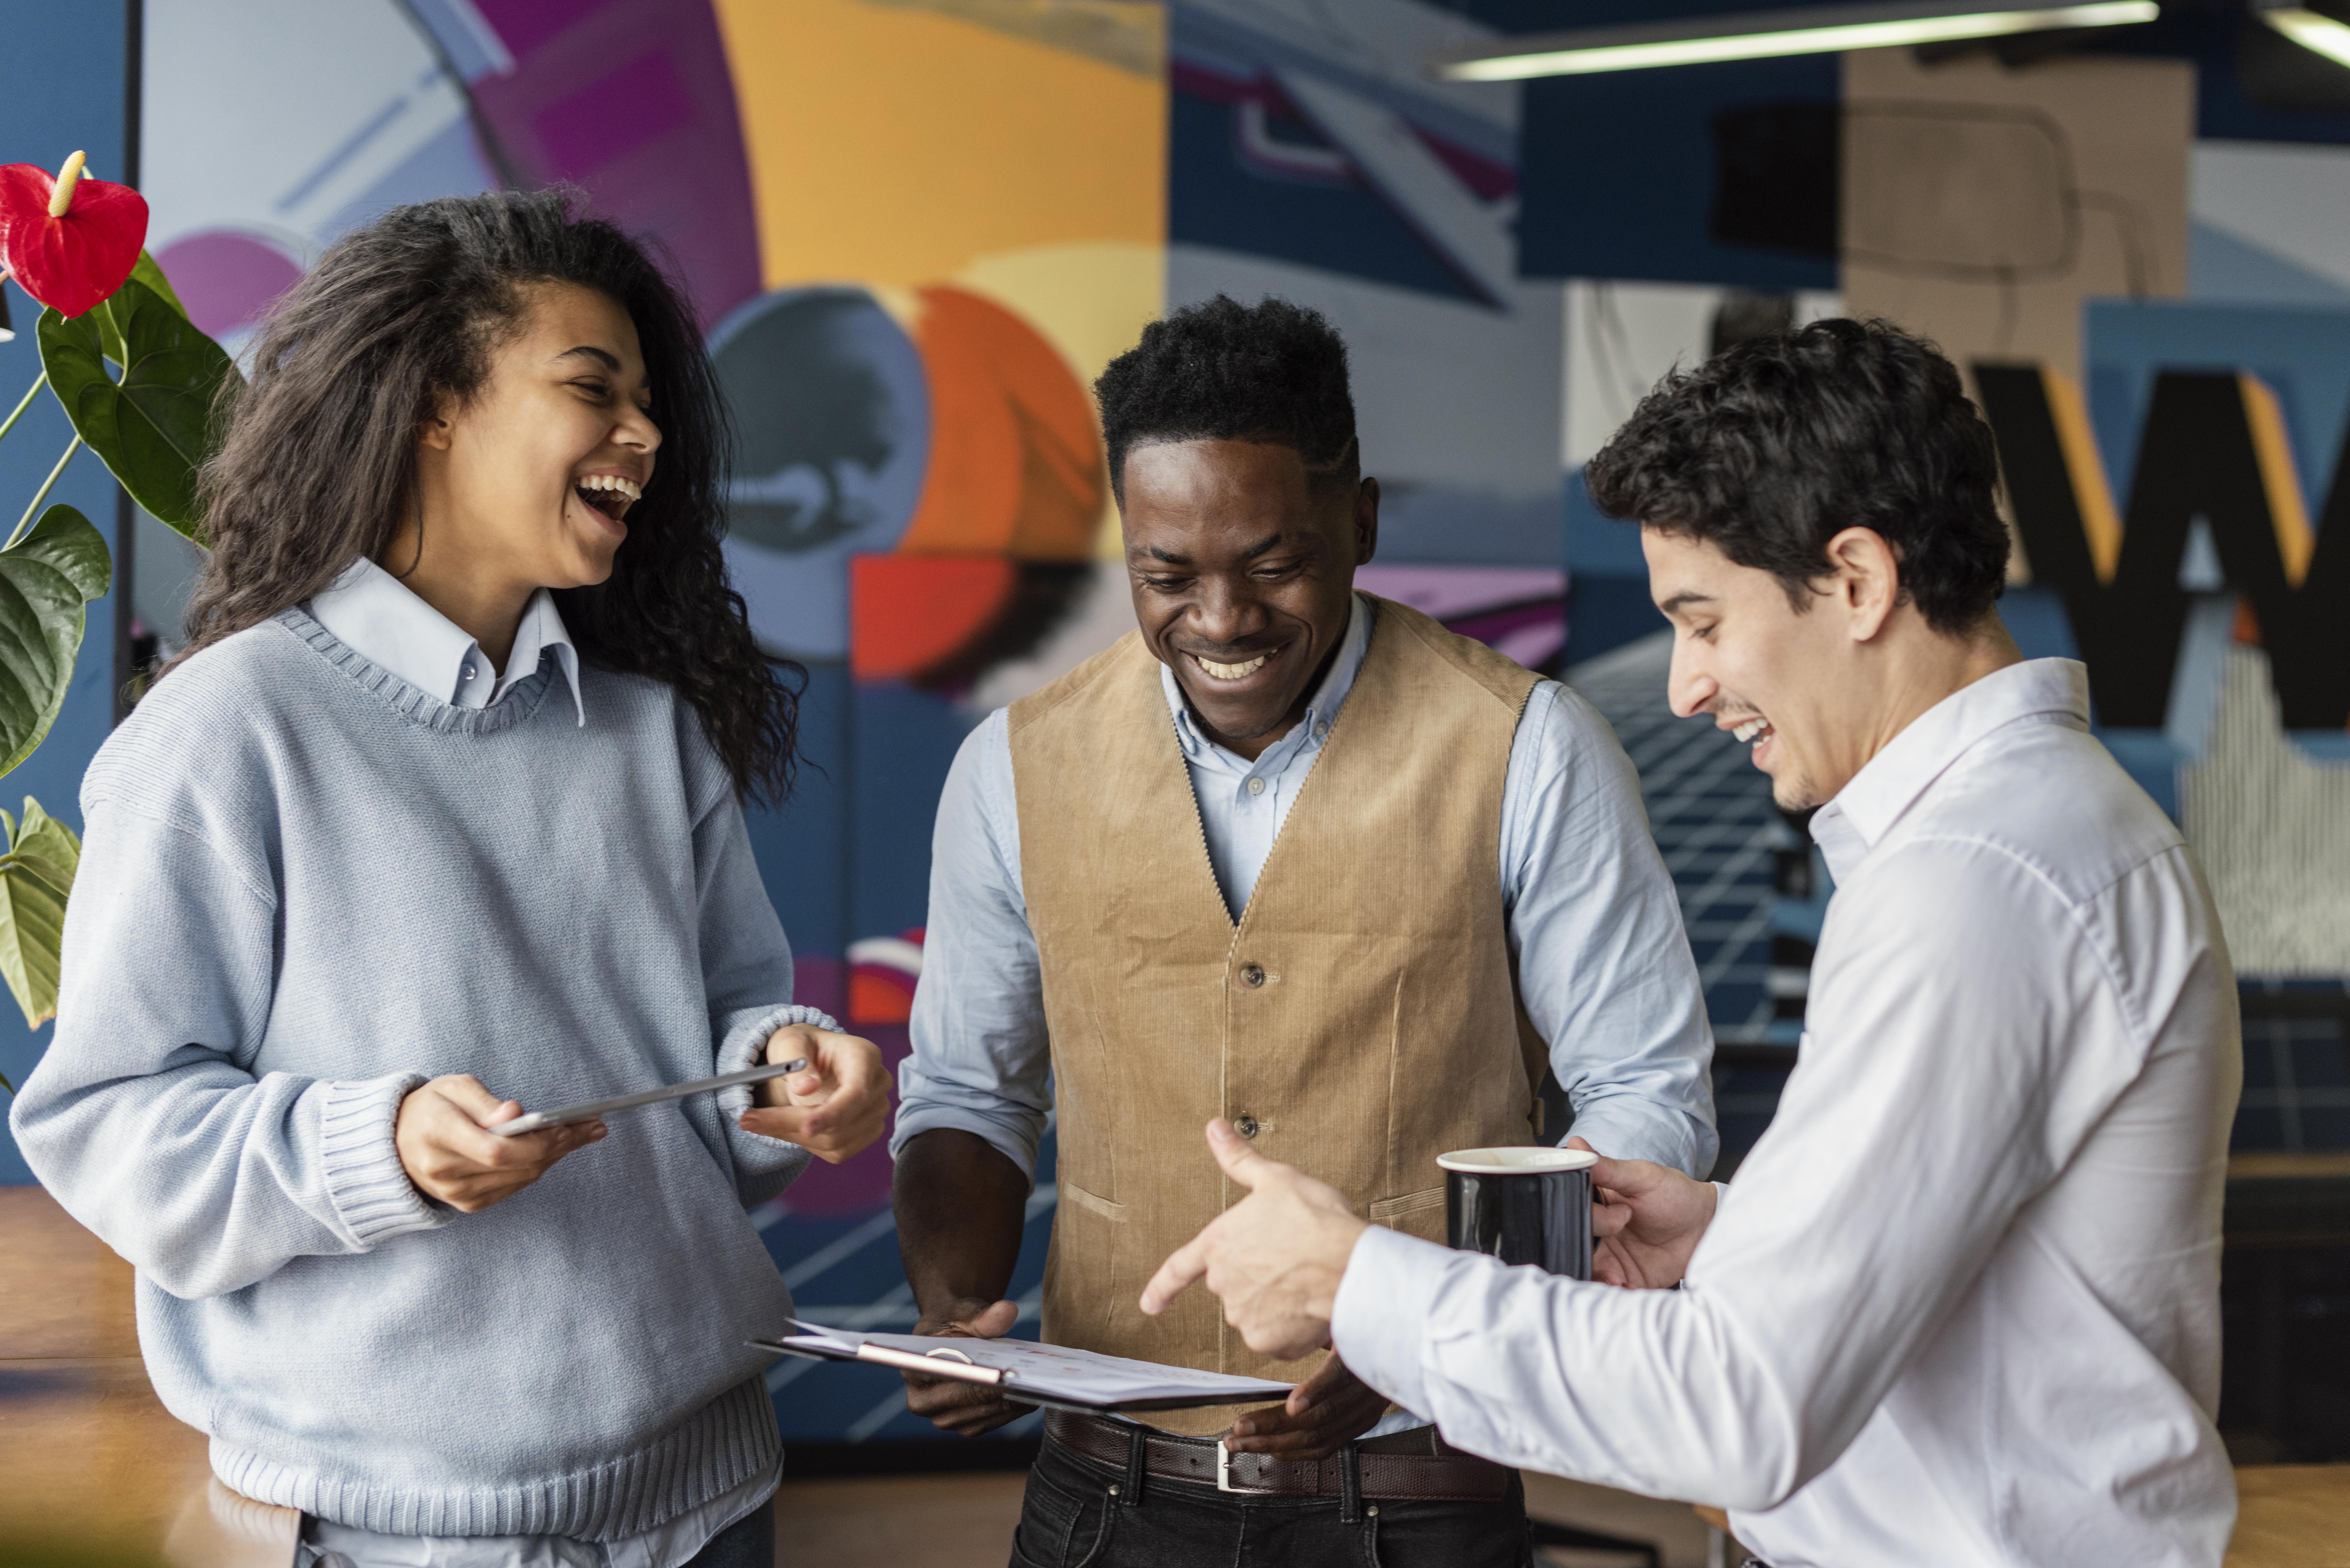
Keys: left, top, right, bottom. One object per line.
{"left": 893, "top": 712, "right": 1054, "bottom": 1184}
{"left": 1506, "top": 682, "right": 1718, "bottom": 1176}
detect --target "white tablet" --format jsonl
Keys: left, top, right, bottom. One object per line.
{"left": 490, "top": 1058, "right": 810, "bottom": 1136}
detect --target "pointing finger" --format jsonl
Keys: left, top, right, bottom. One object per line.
{"left": 1140, "top": 1233, "right": 1211, "bottom": 1315}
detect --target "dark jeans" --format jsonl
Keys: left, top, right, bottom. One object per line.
{"left": 1007, "top": 1433, "right": 1533, "bottom": 1568}
{"left": 683, "top": 1495, "right": 774, "bottom": 1568}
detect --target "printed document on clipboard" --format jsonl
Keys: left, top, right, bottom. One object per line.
{"left": 755, "top": 1320, "right": 1295, "bottom": 1414}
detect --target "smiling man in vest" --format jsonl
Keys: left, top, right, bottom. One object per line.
{"left": 889, "top": 296, "right": 1717, "bottom": 1565}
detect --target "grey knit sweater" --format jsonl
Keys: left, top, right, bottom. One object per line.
{"left": 12, "top": 609, "right": 827, "bottom": 1538}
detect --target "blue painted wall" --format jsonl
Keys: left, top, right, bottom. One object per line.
{"left": 0, "top": 1, "right": 130, "bottom": 1180}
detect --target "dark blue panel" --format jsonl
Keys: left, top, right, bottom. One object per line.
{"left": 1995, "top": 585, "right": 2080, "bottom": 664}
{"left": 1169, "top": 90, "right": 1483, "bottom": 304}
{"left": 2092, "top": 12, "right": 2350, "bottom": 148}
{"left": 1563, "top": 469, "right": 1646, "bottom": 575}
{"left": 744, "top": 660, "right": 849, "bottom": 965}
{"left": 848, "top": 681, "right": 976, "bottom": 942}
{"left": 1564, "top": 573, "right": 1665, "bottom": 667}
{"left": 0, "top": 0, "right": 129, "bottom": 1183}
{"left": 1518, "top": 53, "right": 1839, "bottom": 288}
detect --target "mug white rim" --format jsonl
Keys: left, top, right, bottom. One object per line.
{"left": 1437, "top": 1146, "right": 1599, "bottom": 1175}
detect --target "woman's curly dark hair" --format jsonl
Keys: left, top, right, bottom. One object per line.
{"left": 1584, "top": 317, "right": 2009, "bottom": 634}
{"left": 171, "top": 188, "right": 801, "bottom": 802}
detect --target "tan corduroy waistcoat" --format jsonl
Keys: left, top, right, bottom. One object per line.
{"left": 1007, "top": 596, "right": 1545, "bottom": 1434}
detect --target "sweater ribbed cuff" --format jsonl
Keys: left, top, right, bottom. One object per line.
{"left": 715, "top": 1005, "right": 845, "bottom": 1118}
{"left": 319, "top": 1072, "right": 451, "bottom": 1248}
{"left": 717, "top": 1006, "right": 839, "bottom": 1208}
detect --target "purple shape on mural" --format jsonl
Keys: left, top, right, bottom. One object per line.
{"left": 1354, "top": 564, "right": 1568, "bottom": 670}
{"left": 151, "top": 230, "right": 304, "bottom": 338}
{"left": 471, "top": 0, "right": 605, "bottom": 59}
{"left": 427, "top": 0, "right": 761, "bottom": 327}
{"left": 793, "top": 953, "right": 848, "bottom": 1023}
{"left": 534, "top": 51, "right": 697, "bottom": 178}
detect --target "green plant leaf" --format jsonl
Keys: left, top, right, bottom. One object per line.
{"left": 94, "top": 254, "right": 194, "bottom": 367}
{"left": 13, "top": 798, "right": 78, "bottom": 882}
{"left": 127, "top": 250, "right": 189, "bottom": 319}
{"left": 0, "top": 543, "right": 89, "bottom": 781}
{"left": 11, "top": 506, "right": 111, "bottom": 603}
{"left": 38, "top": 279, "right": 236, "bottom": 544}
{"left": 0, "top": 797, "right": 80, "bottom": 1030}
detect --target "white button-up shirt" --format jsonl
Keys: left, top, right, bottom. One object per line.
{"left": 1333, "top": 659, "right": 2242, "bottom": 1567}
{"left": 298, "top": 558, "right": 771, "bottom": 1568}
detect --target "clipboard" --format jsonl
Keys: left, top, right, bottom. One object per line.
{"left": 753, "top": 1321, "right": 1296, "bottom": 1416}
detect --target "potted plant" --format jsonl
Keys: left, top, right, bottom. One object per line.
{"left": 0, "top": 151, "right": 236, "bottom": 1075}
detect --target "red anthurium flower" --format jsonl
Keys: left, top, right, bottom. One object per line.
{"left": 0, "top": 152, "right": 148, "bottom": 319}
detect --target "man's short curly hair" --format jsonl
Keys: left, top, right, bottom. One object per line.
{"left": 1584, "top": 317, "right": 2009, "bottom": 634}
{"left": 1095, "top": 295, "right": 1359, "bottom": 504}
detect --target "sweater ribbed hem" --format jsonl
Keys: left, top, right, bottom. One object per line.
{"left": 212, "top": 1375, "right": 780, "bottom": 1539}
{"left": 319, "top": 1073, "right": 449, "bottom": 1248}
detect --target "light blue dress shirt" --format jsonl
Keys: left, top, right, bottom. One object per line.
{"left": 308, "top": 558, "right": 587, "bottom": 726}
{"left": 895, "top": 593, "right": 1718, "bottom": 1182}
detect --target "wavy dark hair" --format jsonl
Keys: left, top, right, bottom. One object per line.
{"left": 172, "top": 188, "right": 801, "bottom": 801}
{"left": 1584, "top": 317, "right": 2009, "bottom": 634}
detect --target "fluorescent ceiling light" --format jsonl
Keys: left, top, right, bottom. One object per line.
{"left": 1433, "top": 1, "right": 2159, "bottom": 82}
{"left": 2260, "top": 6, "right": 2350, "bottom": 71}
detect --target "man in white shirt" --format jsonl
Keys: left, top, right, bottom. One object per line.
{"left": 1139, "top": 318, "right": 2243, "bottom": 1567}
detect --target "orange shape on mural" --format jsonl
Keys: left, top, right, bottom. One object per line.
{"left": 898, "top": 285, "right": 1103, "bottom": 561}
{"left": 848, "top": 968, "right": 916, "bottom": 1025}
{"left": 850, "top": 554, "right": 1020, "bottom": 681}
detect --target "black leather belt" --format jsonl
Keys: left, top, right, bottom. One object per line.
{"left": 1044, "top": 1410, "right": 1511, "bottom": 1503}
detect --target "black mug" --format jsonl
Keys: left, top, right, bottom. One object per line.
{"left": 1441, "top": 1147, "right": 1596, "bottom": 1280}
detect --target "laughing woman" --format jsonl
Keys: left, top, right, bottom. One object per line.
{"left": 9, "top": 191, "right": 886, "bottom": 1568}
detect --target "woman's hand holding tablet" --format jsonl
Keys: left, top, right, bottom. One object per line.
{"left": 394, "top": 1074, "right": 608, "bottom": 1213}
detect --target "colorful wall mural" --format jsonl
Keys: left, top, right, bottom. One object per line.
{"left": 5, "top": 0, "right": 2347, "bottom": 1451}
{"left": 60, "top": 0, "right": 1572, "bottom": 1446}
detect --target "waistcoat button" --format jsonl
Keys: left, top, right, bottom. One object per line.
{"left": 1240, "top": 963, "right": 1265, "bottom": 988}
{"left": 1234, "top": 1115, "right": 1259, "bottom": 1139}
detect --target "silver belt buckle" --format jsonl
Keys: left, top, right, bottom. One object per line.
{"left": 1215, "top": 1439, "right": 1242, "bottom": 1494}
